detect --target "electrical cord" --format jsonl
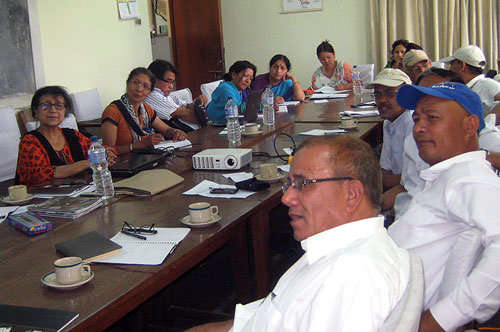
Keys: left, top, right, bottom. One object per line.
{"left": 273, "top": 132, "right": 297, "bottom": 161}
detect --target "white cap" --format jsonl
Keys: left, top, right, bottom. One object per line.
{"left": 365, "top": 68, "right": 411, "bottom": 89}
{"left": 403, "top": 50, "right": 431, "bottom": 68}
{"left": 440, "top": 45, "right": 486, "bottom": 68}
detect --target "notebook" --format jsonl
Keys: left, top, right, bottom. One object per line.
{"left": 109, "top": 150, "right": 165, "bottom": 177}
{"left": 93, "top": 228, "right": 190, "bottom": 265}
{"left": 0, "top": 304, "right": 79, "bottom": 332}
{"left": 55, "top": 231, "right": 122, "bottom": 263}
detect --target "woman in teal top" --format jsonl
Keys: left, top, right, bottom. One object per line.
{"left": 207, "top": 60, "right": 256, "bottom": 124}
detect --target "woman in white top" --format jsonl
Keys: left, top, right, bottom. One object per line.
{"left": 311, "top": 40, "right": 353, "bottom": 90}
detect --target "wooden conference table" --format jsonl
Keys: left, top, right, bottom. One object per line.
{"left": 0, "top": 96, "right": 383, "bottom": 331}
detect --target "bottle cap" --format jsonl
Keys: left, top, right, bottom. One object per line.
{"left": 90, "top": 136, "right": 98, "bottom": 142}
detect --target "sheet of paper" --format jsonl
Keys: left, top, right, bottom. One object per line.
{"left": 280, "top": 101, "right": 300, "bottom": 106}
{"left": 314, "top": 86, "right": 350, "bottom": 94}
{"left": 277, "top": 105, "right": 288, "bottom": 113}
{"left": 342, "top": 110, "right": 380, "bottom": 117}
{"left": 0, "top": 206, "right": 20, "bottom": 224}
{"left": 300, "top": 129, "right": 347, "bottom": 136}
{"left": 283, "top": 148, "right": 294, "bottom": 155}
{"left": 154, "top": 139, "right": 192, "bottom": 149}
{"left": 183, "top": 180, "right": 255, "bottom": 199}
{"left": 352, "top": 105, "right": 376, "bottom": 109}
{"left": 309, "top": 93, "right": 348, "bottom": 99}
{"left": 278, "top": 164, "right": 290, "bottom": 173}
{"left": 313, "top": 99, "right": 328, "bottom": 104}
{"left": 94, "top": 228, "right": 190, "bottom": 265}
{"left": 219, "top": 126, "right": 245, "bottom": 135}
{"left": 223, "top": 172, "right": 254, "bottom": 182}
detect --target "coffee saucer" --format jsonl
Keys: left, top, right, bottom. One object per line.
{"left": 41, "top": 271, "right": 94, "bottom": 290}
{"left": 338, "top": 124, "right": 359, "bottom": 130}
{"left": 242, "top": 130, "right": 263, "bottom": 137}
{"left": 1, "top": 194, "right": 35, "bottom": 206}
{"left": 181, "top": 214, "right": 222, "bottom": 228}
{"left": 255, "top": 172, "right": 287, "bottom": 183}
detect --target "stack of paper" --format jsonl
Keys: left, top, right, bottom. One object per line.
{"left": 32, "top": 184, "right": 93, "bottom": 198}
{"left": 28, "top": 196, "right": 103, "bottom": 219}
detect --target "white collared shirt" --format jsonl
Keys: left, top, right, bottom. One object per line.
{"left": 389, "top": 151, "right": 500, "bottom": 331}
{"left": 380, "top": 110, "right": 414, "bottom": 174}
{"left": 233, "top": 217, "right": 410, "bottom": 332}
{"left": 467, "top": 74, "right": 500, "bottom": 115}
{"left": 395, "top": 125, "right": 500, "bottom": 219}
{"left": 145, "top": 88, "right": 199, "bottom": 130}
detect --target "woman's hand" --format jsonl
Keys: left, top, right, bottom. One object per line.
{"left": 274, "top": 96, "right": 285, "bottom": 105}
{"left": 171, "top": 129, "right": 187, "bottom": 142}
{"left": 335, "top": 83, "right": 349, "bottom": 90}
{"left": 105, "top": 147, "right": 117, "bottom": 166}
{"left": 142, "top": 133, "right": 164, "bottom": 147}
{"left": 195, "top": 95, "right": 208, "bottom": 105}
{"left": 311, "top": 74, "right": 317, "bottom": 90}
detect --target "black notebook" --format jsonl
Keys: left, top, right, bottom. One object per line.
{"left": 0, "top": 304, "right": 79, "bottom": 332}
{"left": 55, "top": 231, "right": 122, "bottom": 263}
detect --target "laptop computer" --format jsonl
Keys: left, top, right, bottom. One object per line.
{"left": 242, "top": 89, "right": 263, "bottom": 124}
{"left": 109, "top": 150, "right": 166, "bottom": 177}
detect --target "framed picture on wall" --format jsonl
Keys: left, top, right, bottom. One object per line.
{"left": 281, "top": 0, "right": 323, "bottom": 14}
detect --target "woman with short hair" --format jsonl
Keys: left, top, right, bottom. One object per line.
{"left": 16, "top": 86, "right": 116, "bottom": 186}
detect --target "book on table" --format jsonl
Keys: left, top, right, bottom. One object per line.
{"left": 28, "top": 196, "right": 103, "bottom": 219}
{"left": 55, "top": 231, "right": 122, "bottom": 263}
{"left": 0, "top": 304, "right": 79, "bottom": 332}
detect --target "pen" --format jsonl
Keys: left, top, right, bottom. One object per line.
{"left": 121, "top": 230, "right": 147, "bottom": 240}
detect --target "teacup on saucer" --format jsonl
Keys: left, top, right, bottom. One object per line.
{"left": 41, "top": 271, "right": 94, "bottom": 290}
{"left": 181, "top": 214, "right": 221, "bottom": 228}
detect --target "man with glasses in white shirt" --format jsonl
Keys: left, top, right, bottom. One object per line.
{"left": 185, "top": 135, "right": 411, "bottom": 332}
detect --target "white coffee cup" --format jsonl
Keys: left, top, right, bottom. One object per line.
{"left": 340, "top": 116, "right": 358, "bottom": 128}
{"left": 189, "top": 202, "right": 219, "bottom": 223}
{"left": 54, "top": 256, "right": 91, "bottom": 285}
{"left": 245, "top": 123, "right": 259, "bottom": 134}
{"left": 260, "top": 163, "right": 278, "bottom": 179}
{"left": 8, "top": 185, "right": 28, "bottom": 201}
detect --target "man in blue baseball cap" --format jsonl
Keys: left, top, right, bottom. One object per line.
{"left": 389, "top": 81, "right": 500, "bottom": 332}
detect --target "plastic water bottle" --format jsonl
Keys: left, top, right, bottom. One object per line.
{"left": 88, "top": 136, "right": 114, "bottom": 199}
{"left": 225, "top": 98, "right": 241, "bottom": 143}
{"left": 352, "top": 65, "right": 363, "bottom": 96}
{"left": 262, "top": 86, "right": 275, "bottom": 126}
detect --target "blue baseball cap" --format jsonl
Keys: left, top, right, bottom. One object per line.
{"left": 396, "top": 81, "right": 485, "bottom": 133}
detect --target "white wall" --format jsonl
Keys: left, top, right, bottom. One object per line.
{"left": 37, "top": 0, "right": 153, "bottom": 107}
{"left": 220, "top": 0, "right": 373, "bottom": 87}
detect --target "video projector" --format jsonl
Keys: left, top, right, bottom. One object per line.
{"left": 192, "top": 148, "right": 252, "bottom": 170}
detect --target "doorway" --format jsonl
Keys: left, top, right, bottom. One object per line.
{"left": 168, "top": 0, "right": 225, "bottom": 96}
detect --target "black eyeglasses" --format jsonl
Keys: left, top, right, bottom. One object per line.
{"left": 39, "top": 102, "right": 66, "bottom": 111}
{"left": 372, "top": 90, "right": 398, "bottom": 99}
{"left": 122, "top": 221, "right": 157, "bottom": 234}
{"left": 282, "top": 176, "right": 353, "bottom": 194}
{"left": 157, "top": 77, "right": 176, "bottom": 85}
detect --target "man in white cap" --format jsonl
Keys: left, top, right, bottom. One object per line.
{"left": 365, "top": 69, "right": 412, "bottom": 196}
{"left": 441, "top": 45, "right": 500, "bottom": 116}
{"left": 389, "top": 82, "right": 500, "bottom": 332}
{"left": 403, "top": 49, "right": 432, "bottom": 83}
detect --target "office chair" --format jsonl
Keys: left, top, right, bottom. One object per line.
{"left": 200, "top": 80, "right": 223, "bottom": 107}
{"left": 380, "top": 254, "right": 424, "bottom": 332}
{"left": 71, "top": 88, "right": 103, "bottom": 122}
{"left": 0, "top": 106, "right": 21, "bottom": 182}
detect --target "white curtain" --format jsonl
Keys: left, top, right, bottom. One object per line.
{"left": 370, "top": 0, "right": 500, "bottom": 74}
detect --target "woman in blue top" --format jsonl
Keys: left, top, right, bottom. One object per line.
{"left": 207, "top": 60, "right": 257, "bottom": 124}
{"left": 252, "top": 54, "right": 305, "bottom": 109}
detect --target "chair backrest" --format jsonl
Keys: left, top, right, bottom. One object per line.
{"left": 170, "top": 88, "right": 193, "bottom": 103}
{"left": 432, "top": 62, "right": 445, "bottom": 69}
{"left": 358, "top": 64, "right": 375, "bottom": 84}
{"left": 71, "top": 88, "right": 103, "bottom": 122}
{"left": 200, "top": 79, "right": 223, "bottom": 106}
{"left": 0, "top": 106, "right": 21, "bottom": 182}
{"left": 380, "top": 254, "right": 424, "bottom": 332}
{"left": 437, "top": 227, "right": 484, "bottom": 300}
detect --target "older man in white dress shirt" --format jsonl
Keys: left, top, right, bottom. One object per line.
{"left": 186, "top": 135, "right": 410, "bottom": 332}
{"left": 389, "top": 82, "right": 500, "bottom": 332}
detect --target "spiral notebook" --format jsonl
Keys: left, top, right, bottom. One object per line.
{"left": 93, "top": 228, "right": 190, "bottom": 265}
